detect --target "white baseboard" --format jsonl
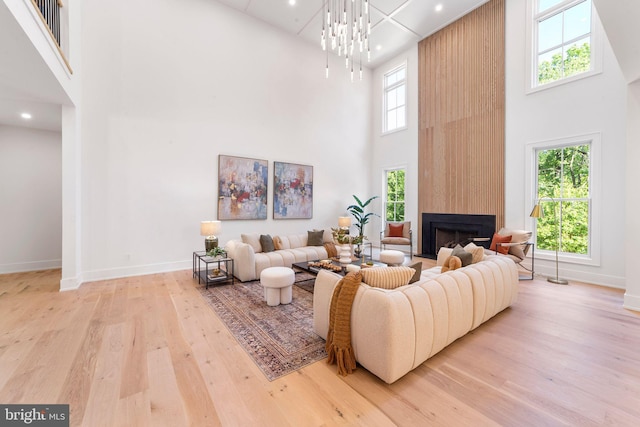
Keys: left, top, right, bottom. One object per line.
{"left": 0, "top": 259, "right": 62, "bottom": 274}
{"left": 623, "top": 293, "right": 640, "bottom": 312}
{"left": 532, "top": 265, "right": 625, "bottom": 289}
{"left": 60, "top": 276, "right": 81, "bottom": 291}
{"left": 81, "top": 259, "right": 192, "bottom": 284}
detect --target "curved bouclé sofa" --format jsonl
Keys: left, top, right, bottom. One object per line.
{"left": 225, "top": 229, "right": 333, "bottom": 282}
{"left": 313, "top": 255, "right": 519, "bottom": 384}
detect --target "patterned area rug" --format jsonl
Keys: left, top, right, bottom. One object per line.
{"left": 197, "top": 272, "right": 326, "bottom": 381}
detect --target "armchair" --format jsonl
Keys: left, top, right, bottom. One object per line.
{"left": 488, "top": 227, "right": 535, "bottom": 280}
{"left": 380, "top": 221, "right": 413, "bottom": 255}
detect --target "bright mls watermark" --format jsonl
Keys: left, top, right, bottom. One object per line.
{"left": 1, "top": 405, "right": 69, "bottom": 426}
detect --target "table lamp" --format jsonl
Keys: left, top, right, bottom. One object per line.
{"left": 200, "top": 220, "right": 221, "bottom": 251}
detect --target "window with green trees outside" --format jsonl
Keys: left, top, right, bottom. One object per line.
{"left": 385, "top": 169, "right": 405, "bottom": 222}
{"left": 535, "top": 144, "right": 590, "bottom": 255}
{"left": 535, "top": 0, "right": 593, "bottom": 86}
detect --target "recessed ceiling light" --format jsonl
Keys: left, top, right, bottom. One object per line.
{"left": 435, "top": 4, "right": 443, "bottom": 12}
{"left": 376, "top": 45, "right": 382, "bottom": 51}
{"left": 21, "top": 112, "right": 32, "bottom": 119}
{"left": 288, "top": 0, "right": 296, "bottom": 5}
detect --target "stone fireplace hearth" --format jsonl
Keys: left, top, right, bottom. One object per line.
{"left": 421, "top": 213, "right": 496, "bottom": 259}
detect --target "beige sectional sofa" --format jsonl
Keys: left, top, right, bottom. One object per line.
{"left": 313, "top": 254, "right": 519, "bottom": 384}
{"left": 225, "top": 229, "right": 334, "bottom": 282}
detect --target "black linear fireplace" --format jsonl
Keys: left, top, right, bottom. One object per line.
{"left": 421, "top": 213, "right": 496, "bottom": 259}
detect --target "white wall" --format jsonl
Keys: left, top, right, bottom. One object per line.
{"left": 370, "top": 46, "right": 419, "bottom": 250}
{"left": 79, "top": 0, "right": 372, "bottom": 282}
{"left": 0, "top": 125, "right": 62, "bottom": 273}
{"left": 505, "top": 0, "right": 628, "bottom": 287}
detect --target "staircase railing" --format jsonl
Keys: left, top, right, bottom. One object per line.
{"left": 31, "top": 0, "right": 72, "bottom": 73}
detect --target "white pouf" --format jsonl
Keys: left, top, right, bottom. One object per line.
{"left": 260, "top": 266, "right": 295, "bottom": 306}
{"left": 380, "top": 250, "right": 405, "bottom": 266}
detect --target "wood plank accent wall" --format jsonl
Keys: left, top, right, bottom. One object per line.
{"left": 418, "top": 0, "right": 505, "bottom": 253}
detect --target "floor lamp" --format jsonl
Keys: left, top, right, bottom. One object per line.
{"left": 530, "top": 199, "right": 568, "bottom": 285}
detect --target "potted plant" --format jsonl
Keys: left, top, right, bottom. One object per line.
{"left": 347, "top": 195, "right": 379, "bottom": 257}
{"left": 206, "top": 246, "right": 227, "bottom": 259}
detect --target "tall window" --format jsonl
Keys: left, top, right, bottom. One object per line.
{"left": 383, "top": 64, "right": 406, "bottom": 133}
{"left": 385, "top": 169, "right": 405, "bottom": 221}
{"left": 535, "top": 143, "right": 590, "bottom": 255}
{"left": 533, "top": 0, "right": 593, "bottom": 87}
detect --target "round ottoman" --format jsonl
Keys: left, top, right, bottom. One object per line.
{"left": 260, "top": 267, "right": 295, "bottom": 306}
{"left": 380, "top": 250, "right": 405, "bottom": 266}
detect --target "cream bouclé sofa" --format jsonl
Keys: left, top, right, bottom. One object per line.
{"left": 225, "top": 229, "right": 333, "bottom": 282}
{"left": 313, "top": 251, "right": 519, "bottom": 384}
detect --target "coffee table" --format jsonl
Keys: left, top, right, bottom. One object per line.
{"left": 292, "top": 258, "right": 384, "bottom": 276}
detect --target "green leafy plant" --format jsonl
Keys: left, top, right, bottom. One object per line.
{"left": 206, "top": 246, "right": 227, "bottom": 258}
{"left": 347, "top": 195, "right": 379, "bottom": 240}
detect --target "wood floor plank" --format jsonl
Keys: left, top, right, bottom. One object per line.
{"left": 2, "top": 266, "right": 640, "bottom": 426}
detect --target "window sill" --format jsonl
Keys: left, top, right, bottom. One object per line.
{"left": 526, "top": 68, "right": 602, "bottom": 95}
{"left": 536, "top": 250, "right": 600, "bottom": 267}
{"left": 382, "top": 126, "right": 408, "bottom": 137}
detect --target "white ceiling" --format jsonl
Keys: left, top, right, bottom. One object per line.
{"left": 0, "top": 0, "right": 490, "bottom": 133}
{"left": 217, "top": 0, "right": 489, "bottom": 68}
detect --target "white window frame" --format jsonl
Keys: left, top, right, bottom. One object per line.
{"left": 525, "top": 132, "right": 601, "bottom": 267}
{"left": 383, "top": 167, "right": 406, "bottom": 222}
{"left": 382, "top": 63, "right": 407, "bottom": 134}
{"left": 525, "top": 0, "right": 602, "bottom": 94}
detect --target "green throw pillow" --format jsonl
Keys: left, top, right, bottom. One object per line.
{"left": 452, "top": 244, "right": 472, "bottom": 267}
{"left": 260, "top": 234, "right": 275, "bottom": 253}
{"left": 408, "top": 262, "right": 422, "bottom": 284}
{"left": 307, "top": 230, "right": 324, "bottom": 246}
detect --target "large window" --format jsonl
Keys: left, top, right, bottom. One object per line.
{"left": 384, "top": 169, "right": 405, "bottom": 221}
{"left": 383, "top": 64, "right": 406, "bottom": 133}
{"left": 532, "top": 0, "right": 594, "bottom": 87}
{"left": 535, "top": 143, "right": 590, "bottom": 255}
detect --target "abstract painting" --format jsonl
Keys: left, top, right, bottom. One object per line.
{"left": 218, "top": 155, "right": 268, "bottom": 220}
{"left": 273, "top": 162, "right": 313, "bottom": 219}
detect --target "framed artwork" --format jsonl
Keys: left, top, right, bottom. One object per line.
{"left": 218, "top": 155, "right": 268, "bottom": 220}
{"left": 273, "top": 161, "right": 313, "bottom": 219}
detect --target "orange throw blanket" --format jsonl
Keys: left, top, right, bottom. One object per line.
{"left": 326, "top": 271, "right": 362, "bottom": 376}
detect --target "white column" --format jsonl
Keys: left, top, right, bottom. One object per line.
{"left": 624, "top": 81, "right": 640, "bottom": 311}
{"left": 60, "top": 105, "right": 82, "bottom": 291}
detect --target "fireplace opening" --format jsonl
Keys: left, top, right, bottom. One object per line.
{"left": 420, "top": 213, "right": 496, "bottom": 259}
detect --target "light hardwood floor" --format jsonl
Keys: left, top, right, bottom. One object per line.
{"left": 1, "top": 262, "right": 640, "bottom": 426}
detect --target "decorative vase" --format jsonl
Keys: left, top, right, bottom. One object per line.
{"left": 338, "top": 244, "right": 352, "bottom": 265}
{"left": 353, "top": 244, "right": 362, "bottom": 259}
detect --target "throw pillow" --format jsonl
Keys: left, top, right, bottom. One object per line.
{"left": 408, "top": 262, "right": 422, "bottom": 284}
{"left": 441, "top": 255, "right": 462, "bottom": 272}
{"left": 324, "top": 242, "right": 337, "bottom": 258}
{"left": 260, "top": 234, "right": 275, "bottom": 253}
{"left": 464, "top": 242, "right": 485, "bottom": 264}
{"left": 241, "top": 233, "right": 262, "bottom": 253}
{"left": 451, "top": 244, "right": 473, "bottom": 267}
{"left": 498, "top": 227, "right": 532, "bottom": 260}
{"left": 360, "top": 266, "right": 414, "bottom": 289}
{"left": 272, "top": 236, "right": 283, "bottom": 250}
{"left": 489, "top": 233, "right": 512, "bottom": 255}
{"left": 307, "top": 230, "right": 325, "bottom": 246}
{"left": 388, "top": 223, "right": 404, "bottom": 237}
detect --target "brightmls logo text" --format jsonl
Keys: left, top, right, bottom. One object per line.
{"left": 1, "top": 405, "right": 69, "bottom": 426}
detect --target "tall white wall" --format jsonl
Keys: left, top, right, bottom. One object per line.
{"left": 0, "top": 125, "right": 62, "bottom": 273}
{"left": 79, "top": 0, "right": 372, "bottom": 282}
{"left": 505, "top": 0, "right": 628, "bottom": 287}
{"left": 370, "top": 46, "right": 419, "bottom": 249}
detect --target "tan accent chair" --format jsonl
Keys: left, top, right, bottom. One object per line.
{"left": 380, "top": 221, "right": 413, "bottom": 255}
{"left": 486, "top": 227, "right": 535, "bottom": 280}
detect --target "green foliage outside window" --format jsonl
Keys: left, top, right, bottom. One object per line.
{"left": 536, "top": 145, "right": 590, "bottom": 254}
{"left": 385, "top": 169, "right": 405, "bottom": 222}
{"left": 538, "top": 42, "right": 591, "bottom": 85}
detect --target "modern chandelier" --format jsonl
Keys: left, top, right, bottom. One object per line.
{"left": 321, "top": 0, "right": 371, "bottom": 80}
